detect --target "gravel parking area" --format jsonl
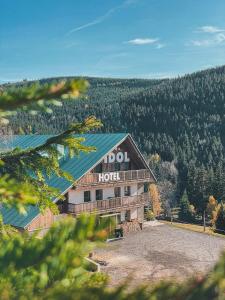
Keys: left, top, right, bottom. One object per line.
{"left": 94, "top": 222, "right": 225, "bottom": 287}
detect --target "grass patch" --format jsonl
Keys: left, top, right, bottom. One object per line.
{"left": 161, "top": 220, "right": 225, "bottom": 238}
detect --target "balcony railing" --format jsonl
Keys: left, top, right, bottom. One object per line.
{"left": 78, "top": 169, "right": 153, "bottom": 186}
{"left": 67, "top": 192, "right": 149, "bottom": 215}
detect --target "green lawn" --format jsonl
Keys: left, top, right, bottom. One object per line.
{"left": 161, "top": 220, "right": 225, "bottom": 238}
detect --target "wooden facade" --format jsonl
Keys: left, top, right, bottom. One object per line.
{"left": 26, "top": 209, "right": 54, "bottom": 232}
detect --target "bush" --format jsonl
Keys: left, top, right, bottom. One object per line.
{"left": 215, "top": 202, "right": 225, "bottom": 233}
{"left": 145, "top": 210, "right": 155, "bottom": 221}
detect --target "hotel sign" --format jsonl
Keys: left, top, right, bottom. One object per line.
{"left": 98, "top": 172, "right": 120, "bottom": 182}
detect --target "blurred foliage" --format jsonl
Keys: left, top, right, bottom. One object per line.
{"left": 0, "top": 79, "right": 89, "bottom": 124}
{"left": 0, "top": 80, "right": 102, "bottom": 213}
{"left": 0, "top": 214, "right": 224, "bottom": 299}
{"left": 0, "top": 215, "right": 109, "bottom": 299}
{"left": 0, "top": 215, "right": 18, "bottom": 238}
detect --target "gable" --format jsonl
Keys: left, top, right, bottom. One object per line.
{"left": 91, "top": 136, "right": 150, "bottom": 172}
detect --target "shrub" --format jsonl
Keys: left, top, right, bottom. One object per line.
{"left": 145, "top": 210, "right": 155, "bottom": 221}
{"left": 215, "top": 202, "right": 225, "bottom": 233}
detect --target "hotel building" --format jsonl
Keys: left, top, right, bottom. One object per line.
{"left": 0, "top": 133, "right": 156, "bottom": 232}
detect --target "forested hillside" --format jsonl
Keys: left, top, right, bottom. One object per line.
{"left": 3, "top": 65, "right": 225, "bottom": 213}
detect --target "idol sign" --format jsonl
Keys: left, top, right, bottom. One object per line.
{"left": 103, "top": 151, "right": 130, "bottom": 164}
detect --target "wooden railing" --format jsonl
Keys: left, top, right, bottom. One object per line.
{"left": 78, "top": 169, "right": 153, "bottom": 186}
{"left": 67, "top": 193, "right": 149, "bottom": 215}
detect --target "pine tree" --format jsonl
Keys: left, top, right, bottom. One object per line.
{"left": 179, "top": 190, "right": 195, "bottom": 222}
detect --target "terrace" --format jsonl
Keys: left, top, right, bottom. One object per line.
{"left": 67, "top": 192, "right": 149, "bottom": 215}
{"left": 78, "top": 169, "right": 154, "bottom": 186}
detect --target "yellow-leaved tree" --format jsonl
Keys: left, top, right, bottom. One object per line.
{"left": 206, "top": 196, "right": 219, "bottom": 226}
{"left": 149, "top": 183, "right": 161, "bottom": 216}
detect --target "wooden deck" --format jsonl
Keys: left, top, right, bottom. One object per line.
{"left": 78, "top": 169, "right": 154, "bottom": 186}
{"left": 67, "top": 193, "right": 149, "bottom": 215}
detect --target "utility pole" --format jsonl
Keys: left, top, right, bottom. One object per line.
{"left": 203, "top": 209, "right": 206, "bottom": 232}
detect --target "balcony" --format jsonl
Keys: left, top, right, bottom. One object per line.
{"left": 67, "top": 192, "right": 149, "bottom": 215}
{"left": 78, "top": 169, "right": 154, "bottom": 186}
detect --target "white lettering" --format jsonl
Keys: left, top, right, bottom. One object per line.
{"left": 98, "top": 173, "right": 105, "bottom": 182}
{"left": 104, "top": 152, "right": 130, "bottom": 164}
{"left": 124, "top": 152, "right": 130, "bottom": 162}
{"left": 98, "top": 172, "right": 121, "bottom": 182}
{"left": 116, "top": 152, "right": 124, "bottom": 163}
{"left": 104, "top": 173, "right": 109, "bottom": 181}
{"left": 108, "top": 153, "right": 115, "bottom": 163}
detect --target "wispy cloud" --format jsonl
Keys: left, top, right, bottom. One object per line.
{"left": 197, "top": 25, "right": 225, "bottom": 33}
{"left": 138, "top": 72, "right": 177, "bottom": 79}
{"left": 156, "top": 43, "right": 166, "bottom": 49}
{"left": 125, "top": 38, "right": 165, "bottom": 49}
{"left": 126, "top": 38, "right": 159, "bottom": 45}
{"left": 66, "top": 0, "right": 137, "bottom": 36}
{"left": 191, "top": 25, "right": 225, "bottom": 47}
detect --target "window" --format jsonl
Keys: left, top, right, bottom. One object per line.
{"left": 96, "top": 189, "right": 103, "bottom": 201}
{"left": 124, "top": 186, "right": 131, "bottom": 196}
{"left": 114, "top": 187, "right": 121, "bottom": 198}
{"left": 144, "top": 183, "right": 148, "bottom": 193}
{"left": 84, "top": 191, "right": 91, "bottom": 202}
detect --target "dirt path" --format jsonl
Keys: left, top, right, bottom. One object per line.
{"left": 94, "top": 222, "right": 225, "bottom": 287}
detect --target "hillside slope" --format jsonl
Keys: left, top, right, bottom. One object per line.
{"left": 9, "top": 66, "right": 225, "bottom": 164}
{"left": 4, "top": 65, "right": 225, "bottom": 208}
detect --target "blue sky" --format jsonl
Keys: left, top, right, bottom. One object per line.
{"left": 1, "top": 0, "right": 225, "bottom": 82}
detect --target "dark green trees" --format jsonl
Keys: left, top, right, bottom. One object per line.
{"left": 179, "top": 190, "right": 195, "bottom": 222}
{"left": 4, "top": 66, "right": 225, "bottom": 211}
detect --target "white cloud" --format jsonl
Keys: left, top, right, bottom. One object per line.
{"left": 191, "top": 39, "right": 211, "bottom": 47}
{"left": 126, "top": 38, "right": 159, "bottom": 45}
{"left": 191, "top": 25, "right": 225, "bottom": 47}
{"left": 192, "top": 33, "right": 225, "bottom": 47}
{"left": 198, "top": 25, "right": 225, "bottom": 33}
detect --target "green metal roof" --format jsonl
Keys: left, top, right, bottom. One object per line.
{"left": 0, "top": 133, "right": 128, "bottom": 228}
{"left": 0, "top": 206, "right": 40, "bottom": 229}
